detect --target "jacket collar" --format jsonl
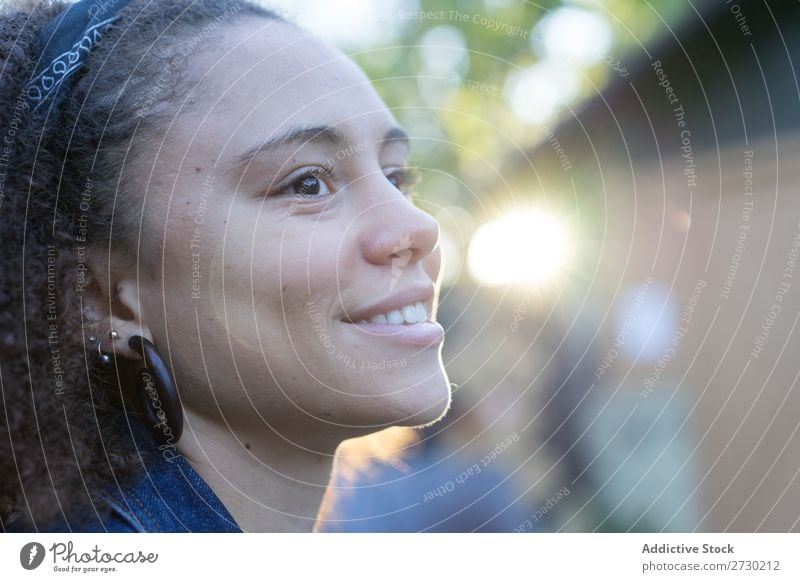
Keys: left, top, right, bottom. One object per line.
{"left": 102, "top": 413, "right": 241, "bottom": 532}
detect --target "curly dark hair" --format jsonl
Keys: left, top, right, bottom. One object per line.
{"left": 0, "top": 0, "right": 279, "bottom": 530}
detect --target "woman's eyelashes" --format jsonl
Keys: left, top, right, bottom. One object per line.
{"left": 274, "top": 163, "right": 336, "bottom": 198}
{"left": 268, "top": 164, "right": 419, "bottom": 199}
{"left": 386, "top": 167, "right": 419, "bottom": 197}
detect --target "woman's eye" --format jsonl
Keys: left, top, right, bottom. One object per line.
{"left": 287, "top": 172, "right": 332, "bottom": 197}
{"left": 386, "top": 169, "right": 418, "bottom": 195}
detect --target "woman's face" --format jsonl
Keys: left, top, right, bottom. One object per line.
{"left": 120, "top": 18, "right": 451, "bottom": 442}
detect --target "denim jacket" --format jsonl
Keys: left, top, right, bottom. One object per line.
{"left": 12, "top": 415, "right": 241, "bottom": 533}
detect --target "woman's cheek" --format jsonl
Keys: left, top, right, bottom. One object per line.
{"left": 423, "top": 246, "right": 443, "bottom": 283}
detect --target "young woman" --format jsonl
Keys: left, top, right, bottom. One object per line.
{"left": 0, "top": 0, "right": 451, "bottom": 532}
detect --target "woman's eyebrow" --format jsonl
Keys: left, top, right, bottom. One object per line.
{"left": 380, "top": 126, "right": 410, "bottom": 151}
{"left": 232, "top": 125, "right": 347, "bottom": 169}
{"left": 230, "top": 125, "right": 410, "bottom": 171}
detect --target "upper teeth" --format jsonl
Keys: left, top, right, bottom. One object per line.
{"left": 359, "top": 302, "right": 428, "bottom": 325}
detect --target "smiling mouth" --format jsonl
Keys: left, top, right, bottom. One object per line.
{"left": 340, "top": 298, "right": 443, "bottom": 347}
{"left": 348, "top": 301, "right": 429, "bottom": 325}
{"left": 342, "top": 309, "right": 443, "bottom": 350}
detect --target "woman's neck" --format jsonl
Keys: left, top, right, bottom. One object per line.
{"left": 176, "top": 409, "right": 337, "bottom": 532}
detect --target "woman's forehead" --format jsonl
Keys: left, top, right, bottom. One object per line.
{"left": 173, "top": 19, "right": 397, "bottom": 154}
{"left": 189, "top": 18, "right": 379, "bottom": 114}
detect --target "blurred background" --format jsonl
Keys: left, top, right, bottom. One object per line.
{"left": 263, "top": 0, "right": 800, "bottom": 532}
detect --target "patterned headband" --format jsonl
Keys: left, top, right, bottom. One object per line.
{"left": 25, "top": 0, "right": 133, "bottom": 115}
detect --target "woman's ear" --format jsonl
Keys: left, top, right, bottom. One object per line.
{"left": 82, "top": 246, "right": 154, "bottom": 361}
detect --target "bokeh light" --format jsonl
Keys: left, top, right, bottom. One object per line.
{"left": 467, "top": 209, "right": 573, "bottom": 286}
{"left": 533, "top": 6, "right": 613, "bottom": 65}
{"left": 505, "top": 58, "right": 582, "bottom": 125}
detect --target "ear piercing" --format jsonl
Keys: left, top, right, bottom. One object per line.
{"left": 129, "top": 335, "right": 184, "bottom": 444}
{"left": 88, "top": 329, "right": 120, "bottom": 364}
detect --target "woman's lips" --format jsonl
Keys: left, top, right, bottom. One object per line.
{"left": 343, "top": 320, "right": 444, "bottom": 348}
{"left": 342, "top": 284, "right": 435, "bottom": 324}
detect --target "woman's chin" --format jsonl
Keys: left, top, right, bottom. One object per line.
{"left": 385, "top": 373, "right": 453, "bottom": 428}
{"left": 324, "top": 372, "right": 452, "bottom": 432}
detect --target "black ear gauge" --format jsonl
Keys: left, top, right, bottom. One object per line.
{"left": 128, "top": 335, "right": 184, "bottom": 445}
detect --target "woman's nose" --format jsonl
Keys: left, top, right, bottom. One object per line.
{"left": 357, "top": 195, "right": 439, "bottom": 269}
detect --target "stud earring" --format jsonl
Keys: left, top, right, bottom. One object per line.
{"left": 88, "top": 329, "right": 119, "bottom": 364}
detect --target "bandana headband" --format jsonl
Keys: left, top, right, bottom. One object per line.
{"left": 25, "top": 0, "right": 133, "bottom": 115}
